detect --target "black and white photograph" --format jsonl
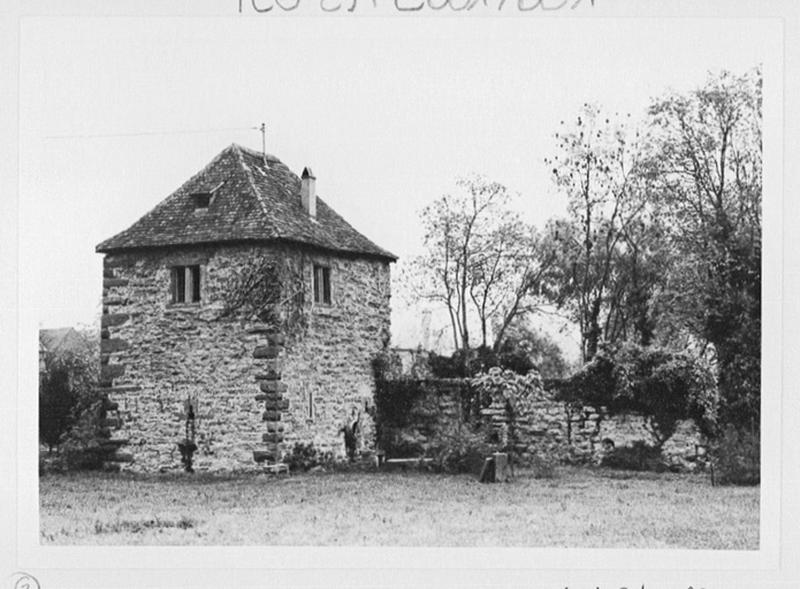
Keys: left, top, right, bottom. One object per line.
{"left": 3, "top": 1, "right": 799, "bottom": 588}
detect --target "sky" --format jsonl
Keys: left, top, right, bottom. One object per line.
{"left": 18, "top": 16, "right": 775, "bottom": 357}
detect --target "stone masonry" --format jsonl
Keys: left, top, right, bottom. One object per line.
{"left": 100, "top": 243, "right": 391, "bottom": 472}
{"left": 377, "top": 374, "right": 706, "bottom": 471}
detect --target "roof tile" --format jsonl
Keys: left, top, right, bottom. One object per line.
{"left": 96, "top": 144, "right": 397, "bottom": 261}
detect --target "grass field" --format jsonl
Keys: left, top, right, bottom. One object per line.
{"left": 39, "top": 466, "right": 759, "bottom": 548}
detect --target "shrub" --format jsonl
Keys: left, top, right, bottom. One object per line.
{"left": 39, "top": 333, "right": 103, "bottom": 459}
{"left": 470, "top": 368, "right": 544, "bottom": 462}
{"left": 284, "top": 442, "right": 334, "bottom": 472}
{"left": 711, "top": 424, "right": 760, "bottom": 485}
{"left": 553, "top": 343, "right": 718, "bottom": 446}
{"left": 428, "top": 351, "right": 469, "bottom": 378}
{"left": 496, "top": 322, "right": 569, "bottom": 379}
{"left": 528, "top": 453, "right": 558, "bottom": 479}
{"left": 374, "top": 378, "right": 470, "bottom": 458}
{"left": 372, "top": 349, "right": 404, "bottom": 381}
{"left": 428, "top": 427, "right": 494, "bottom": 474}
{"left": 428, "top": 343, "right": 563, "bottom": 379}
{"left": 600, "top": 441, "right": 667, "bottom": 472}
{"left": 39, "top": 364, "right": 78, "bottom": 452}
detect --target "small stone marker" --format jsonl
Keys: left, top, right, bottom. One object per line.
{"left": 478, "top": 456, "right": 495, "bottom": 483}
{"left": 478, "top": 452, "right": 511, "bottom": 483}
{"left": 493, "top": 452, "right": 510, "bottom": 482}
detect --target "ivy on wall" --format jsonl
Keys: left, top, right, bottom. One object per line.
{"left": 218, "top": 253, "right": 307, "bottom": 332}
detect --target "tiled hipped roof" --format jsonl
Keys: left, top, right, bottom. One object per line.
{"left": 95, "top": 144, "right": 397, "bottom": 261}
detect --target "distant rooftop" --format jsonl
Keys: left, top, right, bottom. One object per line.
{"left": 39, "top": 327, "right": 89, "bottom": 355}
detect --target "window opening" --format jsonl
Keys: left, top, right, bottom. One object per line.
{"left": 313, "top": 265, "right": 331, "bottom": 304}
{"left": 172, "top": 265, "right": 201, "bottom": 303}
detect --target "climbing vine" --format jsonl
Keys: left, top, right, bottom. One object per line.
{"left": 219, "top": 253, "right": 307, "bottom": 331}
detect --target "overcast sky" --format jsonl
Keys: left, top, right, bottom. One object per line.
{"left": 19, "top": 16, "right": 775, "bottom": 355}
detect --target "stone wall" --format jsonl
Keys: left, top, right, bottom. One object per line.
{"left": 376, "top": 371, "right": 706, "bottom": 470}
{"left": 100, "top": 243, "right": 391, "bottom": 471}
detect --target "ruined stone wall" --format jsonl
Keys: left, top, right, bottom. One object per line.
{"left": 375, "top": 372, "right": 705, "bottom": 470}
{"left": 478, "top": 384, "right": 704, "bottom": 469}
{"left": 100, "top": 243, "right": 391, "bottom": 471}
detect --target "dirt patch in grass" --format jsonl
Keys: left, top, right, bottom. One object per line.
{"left": 39, "top": 466, "right": 758, "bottom": 548}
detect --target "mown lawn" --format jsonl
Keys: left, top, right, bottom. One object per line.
{"left": 39, "top": 466, "right": 758, "bottom": 548}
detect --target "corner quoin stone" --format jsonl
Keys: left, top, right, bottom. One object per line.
{"left": 101, "top": 338, "right": 130, "bottom": 353}
{"left": 103, "top": 278, "right": 129, "bottom": 288}
{"left": 101, "top": 313, "right": 130, "bottom": 327}
{"left": 259, "top": 381, "right": 288, "bottom": 394}
{"left": 100, "top": 363, "right": 125, "bottom": 382}
{"left": 253, "top": 345, "right": 281, "bottom": 359}
{"left": 262, "top": 410, "right": 282, "bottom": 422}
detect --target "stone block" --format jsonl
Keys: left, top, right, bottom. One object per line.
{"left": 254, "top": 393, "right": 281, "bottom": 403}
{"left": 101, "top": 313, "right": 130, "bottom": 327}
{"left": 98, "top": 437, "right": 129, "bottom": 450}
{"left": 100, "top": 364, "right": 125, "bottom": 382}
{"left": 267, "top": 333, "right": 286, "bottom": 346}
{"left": 259, "top": 381, "right": 288, "bottom": 394}
{"left": 109, "top": 451, "right": 134, "bottom": 463}
{"left": 253, "top": 450, "right": 274, "bottom": 463}
{"left": 262, "top": 410, "right": 282, "bottom": 421}
{"left": 98, "top": 385, "right": 141, "bottom": 394}
{"left": 246, "top": 324, "right": 274, "bottom": 334}
{"left": 254, "top": 369, "right": 282, "bottom": 381}
{"left": 262, "top": 433, "right": 284, "bottom": 444}
{"left": 253, "top": 345, "right": 280, "bottom": 359}
{"left": 101, "top": 417, "right": 122, "bottom": 428}
{"left": 103, "top": 278, "right": 129, "bottom": 288}
{"left": 264, "top": 399, "right": 290, "bottom": 411}
{"left": 101, "top": 338, "right": 130, "bottom": 353}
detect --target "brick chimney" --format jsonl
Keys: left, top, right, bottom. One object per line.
{"left": 301, "top": 167, "right": 316, "bottom": 218}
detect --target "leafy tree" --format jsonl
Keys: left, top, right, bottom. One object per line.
{"left": 39, "top": 362, "right": 77, "bottom": 452}
{"left": 544, "top": 105, "right": 651, "bottom": 362}
{"left": 644, "top": 68, "right": 761, "bottom": 429}
{"left": 554, "top": 342, "right": 718, "bottom": 446}
{"left": 495, "top": 321, "right": 570, "bottom": 379}
{"left": 405, "top": 176, "right": 556, "bottom": 353}
{"left": 39, "top": 330, "right": 100, "bottom": 453}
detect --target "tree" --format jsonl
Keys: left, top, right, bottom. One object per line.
{"left": 405, "top": 176, "right": 555, "bottom": 353}
{"left": 495, "top": 320, "right": 570, "bottom": 379}
{"left": 544, "top": 105, "right": 651, "bottom": 362}
{"left": 644, "top": 68, "right": 762, "bottom": 429}
{"left": 604, "top": 212, "right": 672, "bottom": 347}
{"left": 39, "top": 330, "right": 100, "bottom": 453}
{"left": 554, "top": 342, "right": 718, "bottom": 447}
{"left": 39, "top": 362, "right": 77, "bottom": 452}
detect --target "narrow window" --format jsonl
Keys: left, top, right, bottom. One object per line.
{"left": 307, "top": 389, "right": 314, "bottom": 420}
{"left": 171, "top": 265, "right": 201, "bottom": 303}
{"left": 173, "top": 267, "right": 186, "bottom": 303}
{"left": 313, "top": 265, "right": 331, "bottom": 304}
{"left": 190, "top": 265, "right": 201, "bottom": 302}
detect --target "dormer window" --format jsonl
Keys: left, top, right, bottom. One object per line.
{"left": 192, "top": 192, "right": 212, "bottom": 210}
